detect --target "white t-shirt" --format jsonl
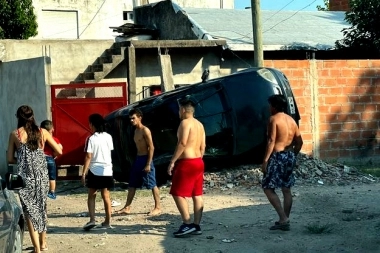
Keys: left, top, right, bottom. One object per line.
{"left": 84, "top": 132, "right": 114, "bottom": 176}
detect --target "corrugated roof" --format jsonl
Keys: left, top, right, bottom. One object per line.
{"left": 181, "top": 8, "right": 349, "bottom": 51}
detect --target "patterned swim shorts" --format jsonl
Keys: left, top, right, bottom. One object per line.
{"left": 262, "top": 151, "right": 296, "bottom": 189}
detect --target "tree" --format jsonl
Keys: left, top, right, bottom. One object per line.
{"left": 0, "top": 0, "right": 38, "bottom": 39}
{"left": 336, "top": 0, "right": 380, "bottom": 53}
{"left": 316, "top": 0, "right": 329, "bottom": 11}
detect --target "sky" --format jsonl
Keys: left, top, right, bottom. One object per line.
{"left": 234, "top": 0, "right": 325, "bottom": 11}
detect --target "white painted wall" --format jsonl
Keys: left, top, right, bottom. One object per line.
{"left": 31, "top": 0, "right": 234, "bottom": 40}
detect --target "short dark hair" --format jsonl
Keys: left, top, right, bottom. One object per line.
{"left": 89, "top": 113, "right": 106, "bottom": 133}
{"left": 178, "top": 96, "right": 196, "bottom": 107}
{"left": 129, "top": 108, "right": 143, "bottom": 118}
{"left": 268, "top": 94, "right": 287, "bottom": 113}
{"left": 40, "top": 120, "right": 53, "bottom": 131}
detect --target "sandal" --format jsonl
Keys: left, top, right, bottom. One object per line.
{"left": 270, "top": 222, "right": 290, "bottom": 231}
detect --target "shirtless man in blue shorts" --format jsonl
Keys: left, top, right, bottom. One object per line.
{"left": 116, "top": 108, "right": 161, "bottom": 216}
{"left": 261, "top": 94, "right": 303, "bottom": 231}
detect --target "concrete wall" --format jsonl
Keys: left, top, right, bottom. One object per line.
{"left": 0, "top": 57, "right": 48, "bottom": 175}
{"left": 0, "top": 40, "right": 115, "bottom": 84}
{"left": 30, "top": 0, "right": 233, "bottom": 40}
{"left": 147, "top": 0, "right": 234, "bottom": 9}
{"left": 32, "top": 0, "right": 124, "bottom": 39}
{"left": 133, "top": 47, "right": 223, "bottom": 100}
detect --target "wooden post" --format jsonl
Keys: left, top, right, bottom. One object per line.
{"left": 251, "top": 0, "right": 264, "bottom": 67}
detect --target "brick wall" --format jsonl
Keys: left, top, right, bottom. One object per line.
{"left": 329, "top": 0, "right": 350, "bottom": 11}
{"left": 265, "top": 59, "right": 380, "bottom": 164}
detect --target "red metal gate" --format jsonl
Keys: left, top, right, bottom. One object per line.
{"left": 51, "top": 82, "right": 127, "bottom": 167}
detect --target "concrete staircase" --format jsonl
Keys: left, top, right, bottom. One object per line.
{"left": 78, "top": 42, "right": 127, "bottom": 83}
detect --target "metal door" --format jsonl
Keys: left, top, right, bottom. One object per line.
{"left": 51, "top": 83, "right": 127, "bottom": 167}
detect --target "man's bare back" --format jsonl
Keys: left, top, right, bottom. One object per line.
{"left": 177, "top": 118, "right": 205, "bottom": 160}
{"left": 270, "top": 113, "right": 301, "bottom": 153}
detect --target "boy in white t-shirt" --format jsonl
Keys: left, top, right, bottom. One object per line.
{"left": 81, "top": 113, "right": 114, "bottom": 230}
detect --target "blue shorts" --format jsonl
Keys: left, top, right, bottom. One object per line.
{"left": 262, "top": 151, "right": 296, "bottom": 189}
{"left": 46, "top": 156, "right": 57, "bottom": 180}
{"left": 129, "top": 155, "right": 157, "bottom": 189}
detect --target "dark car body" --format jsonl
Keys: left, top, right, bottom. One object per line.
{"left": 105, "top": 68, "right": 300, "bottom": 183}
{"left": 0, "top": 173, "right": 24, "bottom": 253}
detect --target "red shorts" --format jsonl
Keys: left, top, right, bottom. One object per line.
{"left": 170, "top": 158, "right": 204, "bottom": 197}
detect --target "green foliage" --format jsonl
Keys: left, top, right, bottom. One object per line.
{"left": 336, "top": 0, "right": 380, "bottom": 53}
{"left": 316, "top": 0, "right": 329, "bottom": 11}
{"left": 0, "top": 0, "right": 38, "bottom": 39}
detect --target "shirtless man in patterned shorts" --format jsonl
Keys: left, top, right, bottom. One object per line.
{"left": 261, "top": 94, "right": 303, "bottom": 231}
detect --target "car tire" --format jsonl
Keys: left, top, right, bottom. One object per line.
{"left": 10, "top": 224, "right": 23, "bottom": 253}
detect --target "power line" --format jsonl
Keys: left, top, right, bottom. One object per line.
{"left": 263, "top": 0, "right": 318, "bottom": 34}
{"left": 263, "top": 0, "right": 296, "bottom": 22}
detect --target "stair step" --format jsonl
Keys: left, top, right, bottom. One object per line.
{"left": 80, "top": 72, "right": 95, "bottom": 80}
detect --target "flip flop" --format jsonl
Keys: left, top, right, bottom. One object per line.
{"left": 41, "top": 247, "right": 48, "bottom": 251}
{"left": 270, "top": 223, "right": 290, "bottom": 231}
{"left": 275, "top": 220, "right": 290, "bottom": 225}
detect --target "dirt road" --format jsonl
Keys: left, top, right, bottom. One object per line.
{"left": 22, "top": 180, "right": 380, "bottom": 253}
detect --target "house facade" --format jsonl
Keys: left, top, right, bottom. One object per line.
{"left": 31, "top": 0, "right": 233, "bottom": 40}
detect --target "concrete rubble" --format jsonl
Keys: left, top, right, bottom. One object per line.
{"left": 204, "top": 153, "right": 379, "bottom": 189}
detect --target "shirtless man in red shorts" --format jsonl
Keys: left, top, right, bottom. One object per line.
{"left": 262, "top": 94, "right": 303, "bottom": 231}
{"left": 168, "top": 97, "right": 206, "bottom": 237}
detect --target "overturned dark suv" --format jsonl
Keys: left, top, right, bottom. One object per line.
{"left": 105, "top": 68, "right": 300, "bottom": 183}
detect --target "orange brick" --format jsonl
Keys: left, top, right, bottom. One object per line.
{"left": 350, "top": 131, "right": 361, "bottom": 139}
{"left": 338, "top": 131, "right": 350, "bottom": 139}
{"left": 329, "top": 69, "right": 341, "bottom": 77}
{"left": 361, "top": 111, "right": 379, "bottom": 121}
{"left": 369, "top": 60, "right": 380, "bottom": 68}
{"left": 359, "top": 60, "right": 370, "bottom": 68}
{"left": 339, "top": 149, "right": 351, "bottom": 157}
{"left": 324, "top": 61, "right": 337, "bottom": 68}
{"left": 346, "top": 60, "right": 360, "bottom": 68}
{"left": 331, "top": 140, "right": 344, "bottom": 149}
{"left": 319, "top": 141, "right": 331, "bottom": 150}
{"left": 324, "top": 132, "right": 339, "bottom": 140}
{"left": 341, "top": 69, "right": 353, "bottom": 77}
{"left": 328, "top": 87, "right": 343, "bottom": 95}
{"left": 324, "top": 96, "right": 348, "bottom": 105}
{"left": 371, "top": 95, "right": 380, "bottom": 103}
{"left": 346, "top": 78, "right": 359, "bottom": 86}
{"left": 292, "top": 69, "right": 305, "bottom": 77}
{"left": 272, "top": 60, "right": 287, "bottom": 69}
{"left": 365, "top": 104, "right": 377, "bottom": 112}
{"left": 351, "top": 68, "right": 364, "bottom": 77}
{"left": 319, "top": 69, "right": 330, "bottom": 77}
{"left": 365, "top": 121, "right": 379, "bottom": 129}
{"left": 358, "top": 78, "right": 371, "bottom": 86}
{"left": 348, "top": 95, "right": 360, "bottom": 103}
{"left": 372, "top": 78, "right": 380, "bottom": 86}
{"left": 324, "top": 150, "right": 340, "bottom": 158}
{"left": 355, "top": 86, "right": 372, "bottom": 95}
{"left": 353, "top": 104, "right": 365, "bottom": 111}
{"left": 357, "top": 95, "right": 372, "bottom": 103}
{"left": 286, "top": 60, "right": 301, "bottom": 68}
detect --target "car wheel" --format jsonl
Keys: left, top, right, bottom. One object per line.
{"left": 10, "top": 224, "right": 23, "bottom": 253}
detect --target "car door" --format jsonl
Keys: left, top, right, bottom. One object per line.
{"left": 0, "top": 179, "right": 12, "bottom": 252}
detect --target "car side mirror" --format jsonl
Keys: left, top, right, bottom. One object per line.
{"left": 3, "top": 173, "right": 25, "bottom": 190}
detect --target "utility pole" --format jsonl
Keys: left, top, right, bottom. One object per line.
{"left": 251, "top": 0, "right": 264, "bottom": 67}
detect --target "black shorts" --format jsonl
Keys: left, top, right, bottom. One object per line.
{"left": 86, "top": 170, "right": 114, "bottom": 190}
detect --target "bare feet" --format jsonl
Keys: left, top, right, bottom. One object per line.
{"left": 147, "top": 208, "right": 162, "bottom": 216}
{"left": 114, "top": 207, "right": 131, "bottom": 215}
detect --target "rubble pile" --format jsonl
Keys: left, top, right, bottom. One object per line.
{"left": 204, "top": 153, "right": 379, "bottom": 190}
